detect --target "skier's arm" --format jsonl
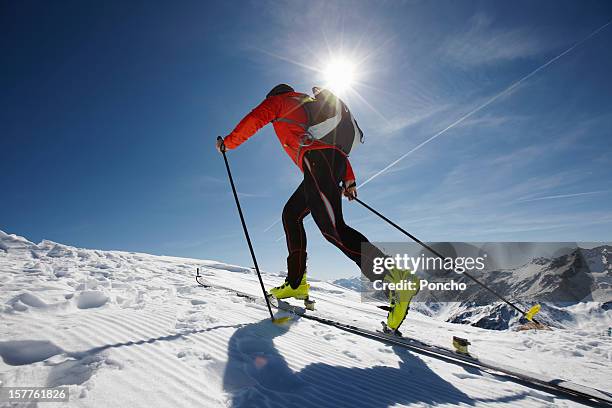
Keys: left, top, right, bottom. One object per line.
{"left": 222, "top": 97, "right": 279, "bottom": 150}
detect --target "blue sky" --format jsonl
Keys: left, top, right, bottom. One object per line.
{"left": 2, "top": 0, "right": 611, "bottom": 280}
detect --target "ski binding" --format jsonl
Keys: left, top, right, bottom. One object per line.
{"left": 379, "top": 321, "right": 402, "bottom": 337}
{"left": 267, "top": 293, "right": 316, "bottom": 311}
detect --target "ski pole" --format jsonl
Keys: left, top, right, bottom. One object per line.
{"left": 217, "top": 137, "right": 276, "bottom": 321}
{"left": 353, "top": 197, "right": 542, "bottom": 325}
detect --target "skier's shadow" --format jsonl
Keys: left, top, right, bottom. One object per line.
{"left": 222, "top": 317, "right": 529, "bottom": 408}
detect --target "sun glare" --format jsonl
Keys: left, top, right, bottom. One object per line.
{"left": 323, "top": 58, "right": 356, "bottom": 95}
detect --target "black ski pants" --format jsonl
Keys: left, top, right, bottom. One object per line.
{"left": 282, "top": 148, "right": 386, "bottom": 288}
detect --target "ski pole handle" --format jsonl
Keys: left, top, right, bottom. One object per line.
{"left": 216, "top": 136, "right": 226, "bottom": 153}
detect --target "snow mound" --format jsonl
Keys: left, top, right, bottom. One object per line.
{"left": 0, "top": 230, "right": 35, "bottom": 252}
{"left": 76, "top": 291, "right": 109, "bottom": 309}
{"left": 14, "top": 292, "right": 48, "bottom": 308}
{"left": 45, "top": 244, "right": 74, "bottom": 258}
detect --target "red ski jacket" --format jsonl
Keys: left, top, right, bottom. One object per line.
{"left": 223, "top": 92, "right": 356, "bottom": 183}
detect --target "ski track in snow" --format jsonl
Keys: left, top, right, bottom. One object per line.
{"left": 0, "top": 230, "right": 610, "bottom": 407}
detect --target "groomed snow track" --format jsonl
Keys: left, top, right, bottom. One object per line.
{"left": 196, "top": 274, "right": 612, "bottom": 407}
{"left": 2, "top": 230, "right": 610, "bottom": 408}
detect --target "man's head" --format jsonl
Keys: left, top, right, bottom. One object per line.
{"left": 266, "top": 83, "right": 294, "bottom": 98}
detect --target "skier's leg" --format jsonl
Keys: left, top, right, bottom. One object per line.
{"left": 303, "top": 149, "right": 387, "bottom": 282}
{"left": 304, "top": 149, "right": 415, "bottom": 330}
{"left": 337, "top": 222, "right": 388, "bottom": 282}
{"left": 281, "top": 183, "right": 310, "bottom": 289}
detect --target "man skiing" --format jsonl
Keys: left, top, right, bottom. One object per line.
{"left": 217, "top": 84, "right": 419, "bottom": 333}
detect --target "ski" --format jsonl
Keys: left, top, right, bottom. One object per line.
{"left": 194, "top": 271, "right": 612, "bottom": 407}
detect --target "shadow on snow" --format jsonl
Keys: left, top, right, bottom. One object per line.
{"left": 0, "top": 324, "right": 243, "bottom": 388}
{"left": 222, "top": 317, "right": 531, "bottom": 408}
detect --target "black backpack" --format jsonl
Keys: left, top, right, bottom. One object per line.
{"left": 275, "top": 87, "right": 364, "bottom": 155}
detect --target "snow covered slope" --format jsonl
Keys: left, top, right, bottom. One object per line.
{"left": 1, "top": 230, "right": 611, "bottom": 407}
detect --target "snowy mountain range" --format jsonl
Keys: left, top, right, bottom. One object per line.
{"left": 1, "top": 229, "right": 611, "bottom": 407}
{"left": 454, "top": 245, "right": 612, "bottom": 303}
{"left": 334, "top": 246, "right": 612, "bottom": 330}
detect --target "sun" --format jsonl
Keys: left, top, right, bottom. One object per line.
{"left": 322, "top": 57, "right": 356, "bottom": 95}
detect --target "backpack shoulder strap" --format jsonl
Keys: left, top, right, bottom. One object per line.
{"left": 271, "top": 95, "right": 314, "bottom": 129}
{"left": 273, "top": 117, "right": 308, "bottom": 129}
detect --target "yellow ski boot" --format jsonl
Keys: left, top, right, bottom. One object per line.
{"left": 269, "top": 273, "right": 310, "bottom": 300}
{"left": 384, "top": 268, "right": 420, "bottom": 333}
